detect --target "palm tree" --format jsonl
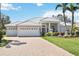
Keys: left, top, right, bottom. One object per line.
{"left": 66, "top": 3, "right": 79, "bottom": 36}
{"left": 55, "top": 3, "right": 68, "bottom": 36}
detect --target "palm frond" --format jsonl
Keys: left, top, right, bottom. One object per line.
{"left": 64, "top": 3, "right": 68, "bottom": 6}
{"left": 66, "top": 7, "right": 71, "bottom": 11}
{"left": 55, "top": 4, "right": 62, "bottom": 10}
{"left": 76, "top": 3, "right": 79, "bottom": 5}
{"left": 74, "top": 6, "right": 79, "bottom": 11}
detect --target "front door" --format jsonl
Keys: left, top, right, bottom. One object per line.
{"left": 52, "top": 26, "right": 55, "bottom": 32}
{"left": 42, "top": 28, "right": 46, "bottom": 36}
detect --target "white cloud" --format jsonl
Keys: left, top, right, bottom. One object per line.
{"left": 42, "top": 10, "right": 79, "bottom": 22}
{"left": 43, "top": 10, "right": 79, "bottom": 17}
{"left": 1, "top": 3, "right": 21, "bottom": 10}
{"left": 36, "top": 3, "right": 43, "bottom": 7}
{"left": 43, "top": 10, "right": 62, "bottom": 17}
{"left": 43, "top": 10, "right": 77, "bottom": 17}
{"left": 65, "top": 11, "right": 79, "bottom": 21}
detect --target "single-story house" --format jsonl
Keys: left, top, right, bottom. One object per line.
{"left": 5, "top": 17, "right": 71, "bottom": 37}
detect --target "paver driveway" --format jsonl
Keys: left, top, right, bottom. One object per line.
{"left": 0, "top": 37, "right": 73, "bottom": 56}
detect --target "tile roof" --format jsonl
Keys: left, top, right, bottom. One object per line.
{"left": 5, "top": 21, "right": 22, "bottom": 26}
{"left": 40, "top": 17, "right": 60, "bottom": 23}
{"left": 5, "top": 17, "right": 71, "bottom": 27}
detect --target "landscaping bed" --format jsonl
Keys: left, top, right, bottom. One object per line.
{"left": 43, "top": 36, "right": 79, "bottom": 56}
{"left": 0, "top": 39, "right": 11, "bottom": 47}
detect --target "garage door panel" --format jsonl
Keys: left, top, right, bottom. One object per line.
{"left": 6, "top": 30, "right": 17, "bottom": 36}
{"left": 17, "top": 27, "right": 41, "bottom": 36}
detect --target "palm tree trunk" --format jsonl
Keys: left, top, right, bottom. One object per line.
{"left": 71, "top": 11, "right": 74, "bottom": 36}
{"left": 63, "top": 12, "right": 67, "bottom": 36}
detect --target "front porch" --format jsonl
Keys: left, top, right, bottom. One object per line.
{"left": 41, "top": 22, "right": 59, "bottom": 35}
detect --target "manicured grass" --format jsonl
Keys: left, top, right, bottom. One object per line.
{"left": 0, "top": 39, "right": 11, "bottom": 47}
{"left": 43, "top": 36, "right": 79, "bottom": 56}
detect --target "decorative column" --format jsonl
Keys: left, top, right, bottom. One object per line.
{"left": 49, "top": 23, "right": 51, "bottom": 32}
{"left": 45, "top": 24, "right": 47, "bottom": 33}
{"left": 58, "top": 23, "right": 61, "bottom": 33}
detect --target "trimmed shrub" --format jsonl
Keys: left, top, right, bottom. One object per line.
{"left": 60, "top": 32, "right": 65, "bottom": 36}
{"left": 45, "top": 32, "right": 52, "bottom": 36}
{"left": 45, "top": 32, "right": 60, "bottom": 36}
{"left": 68, "top": 33, "right": 70, "bottom": 35}
{"left": 53, "top": 32, "right": 59, "bottom": 36}
{"left": 2, "top": 30, "right": 6, "bottom": 35}
{"left": 45, "top": 33, "right": 48, "bottom": 36}
{"left": 76, "top": 31, "right": 79, "bottom": 37}
{"left": 72, "top": 32, "right": 75, "bottom": 36}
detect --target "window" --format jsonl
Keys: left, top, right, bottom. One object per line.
{"left": 7, "top": 27, "right": 16, "bottom": 30}
{"left": 32, "top": 28, "right": 34, "bottom": 30}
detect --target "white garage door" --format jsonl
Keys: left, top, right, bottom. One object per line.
{"left": 6, "top": 26, "right": 17, "bottom": 36}
{"left": 17, "top": 26, "right": 41, "bottom": 36}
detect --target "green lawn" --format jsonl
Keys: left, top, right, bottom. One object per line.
{"left": 43, "top": 36, "right": 79, "bottom": 56}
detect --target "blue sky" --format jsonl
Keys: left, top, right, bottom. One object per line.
{"left": 1, "top": 3, "right": 79, "bottom": 22}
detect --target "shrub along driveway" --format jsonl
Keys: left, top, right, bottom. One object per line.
{"left": 0, "top": 37, "right": 73, "bottom": 56}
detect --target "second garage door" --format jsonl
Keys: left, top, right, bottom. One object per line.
{"left": 17, "top": 26, "right": 41, "bottom": 36}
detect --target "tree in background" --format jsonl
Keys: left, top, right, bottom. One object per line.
{"left": 55, "top": 3, "right": 68, "bottom": 36}
{"left": 57, "top": 14, "right": 71, "bottom": 23}
{"left": 0, "top": 13, "right": 11, "bottom": 29}
{"left": 66, "top": 3, "right": 79, "bottom": 36}
{"left": 0, "top": 13, "right": 11, "bottom": 43}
